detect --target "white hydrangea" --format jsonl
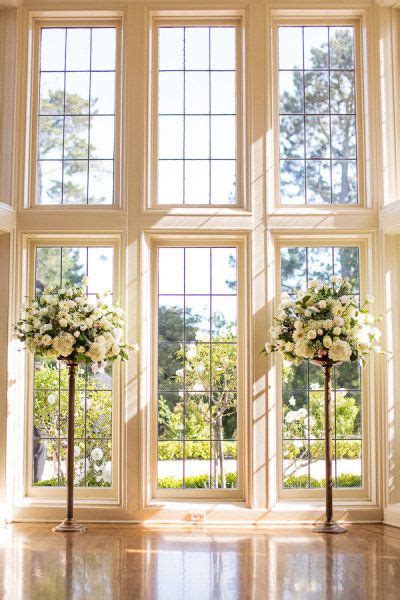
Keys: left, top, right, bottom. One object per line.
{"left": 328, "top": 340, "right": 352, "bottom": 362}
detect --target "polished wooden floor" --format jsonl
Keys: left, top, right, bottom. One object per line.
{"left": 1, "top": 523, "right": 400, "bottom": 599}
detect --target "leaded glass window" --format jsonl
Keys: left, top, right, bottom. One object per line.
{"left": 157, "top": 246, "right": 238, "bottom": 489}
{"left": 278, "top": 26, "right": 358, "bottom": 204}
{"left": 33, "top": 246, "right": 114, "bottom": 487}
{"left": 37, "top": 27, "right": 116, "bottom": 205}
{"left": 281, "top": 246, "right": 362, "bottom": 489}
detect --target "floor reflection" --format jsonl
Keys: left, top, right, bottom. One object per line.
{"left": 0, "top": 524, "right": 400, "bottom": 598}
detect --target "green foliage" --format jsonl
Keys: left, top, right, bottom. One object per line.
{"left": 158, "top": 472, "right": 237, "bottom": 489}
{"left": 33, "top": 359, "right": 112, "bottom": 487}
{"left": 158, "top": 440, "right": 237, "bottom": 461}
{"left": 283, "top": 391, "right": 361, "bottom": 441}
{"left": 284, "top": 473, "right": 361, "bottom": 489}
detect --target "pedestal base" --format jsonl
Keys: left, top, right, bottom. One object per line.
{"left": 313, "top": 520, "right": 347, "bottom": 534}
{"left": 52, "top": 518, "right": 86, "bottom": 533}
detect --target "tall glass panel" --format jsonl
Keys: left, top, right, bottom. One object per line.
{"left": 279, "top": 26, "right": 357, "bottom": 204}
{"left": 37, "top": 27, "right": 116, "bottom": 204}
{"left": 33, "top": 246, "right": 114, "bottom": 487}
{"left": 157, "top": 26, "right": 237, "bottom": 205}
{"left": 281, "top": 246, "right": 362, "bottom": 488}
{"left": 157, "top": 247, "right": 238, "bottom": 488}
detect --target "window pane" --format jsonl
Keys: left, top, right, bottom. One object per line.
{"left": 36, "top": 161, "right": 63, "bottom": 205}
{"left": 40, "top": 73, "right": 65, "bottom": 115}
{"left": 278, "top": 27, "right": 303, "bottom": 70}
{"left": 278, "top": 25, "right": 358, "bottom": 204}
{"left": 156, "top": 26, "right": 237, "bottom": 205}
{"left": 36, "top": 27, "right": 116, "bottom": 204}
{"left": 32, "top": 246, "right": 114, "bottom": 488}
{"left": 66, "top": 29, "right": 90, "bottom": 71}
{"left": 210, "top": 160, "right": 236, "bottom": 205}
{"left": 280, "top": 246, "right": 362, "bottom": 489}
{"left": 157, "top": 247, "right": 238, "bottom": 489}
{"left": 40, "top": 28, "right": 66, "bottom": 71}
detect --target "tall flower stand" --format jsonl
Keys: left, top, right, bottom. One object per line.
{"left": 312, "top": 360, "right": 347, "bottom": 534}
{"left": 53, "top": 359, "right": 85, "bottom": 533}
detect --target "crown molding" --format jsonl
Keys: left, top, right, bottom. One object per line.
{"left": 374, "top": 0, "right": 400, "bottom": 7}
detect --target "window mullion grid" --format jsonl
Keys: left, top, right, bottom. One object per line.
{"left": 305, "top": 247, "right": 311, "bottom": 487}
{"left": 328, "top": 27, "right": 333, "bottom": 205}
{"left": 60, "top": 29, "right": 68, "bottom": 205}
{"left": 208, "top": 27, "right": 212, "bottom": 205}
{"left": 84, "top": 247, "right": 90, "bottom": 486}
{"left": 58, "top": 247, "right": 63, "bottom": 484}
{"left": 331, "top": 246, "right": 337, "bottom": 486}
{"left": 183, "top": 28, "right": 186, "bottom": 205}
{"left": 302, "top": 27, "right": 307, "bottom": 205}
{"left": 209, "top": 248, "right": 213, "bottom": 488}
{"left": 86, "top": 28, "right": 93, "bottom": 206}
{"left": 182, "top": 248, "right": 186, "bottom": 487}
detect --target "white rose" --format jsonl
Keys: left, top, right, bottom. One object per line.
{"left": 59, "top": 318, "right": 68, "bottom": 328}
{"left": 317, "top": 329, "right": 323, "bottom": 336}
{"left": 289, "top": 396, "right": 296, "bottom": 406}
{"left": 74, "top": 331, "right": 80, "bottom": 338}
{"left": 91, "top": 447, "right": 104, "bottom": 462}
{"left": 304, "top": 310, "right": 312, "bottom": 318}
{"left": 333, "top": 316, "right": 344, "bottom": 327}
{"left": 333, "top": 327, "right": 341, "bottom": 336}
{"left": 307, "top": 330, "right": 317, "bottom": 340}
{"left": 77, "top": 346, "right": 86, "bottom": 353}
{"left": 318, "top": 300, "right": 327, "bottom": 309}
{"left": 47, "top": 393, "right": 57, "bottom": 405}
{"left": 323, "top": 335, "right": 332, "bottom": 348}
{"left": 111, "top": 343, "right": 120, "bottom": 356}
{"left": 340, "top": 295, "right": 350, "bottom": 305}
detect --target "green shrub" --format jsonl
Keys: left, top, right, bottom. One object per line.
{"left": 158, "top": 440, "right": 237, "bottom": 461}
{"left": 33, "top": 474, "right": 111, "bottom": 488}
{"left": 284, "top": 473, "right": 361, "bottom": 488}
{"left": 158, "top": 472, "right": 237, "bottom": 489}
{"left": 336, "top": 473, "right": 361, "bottom": 488}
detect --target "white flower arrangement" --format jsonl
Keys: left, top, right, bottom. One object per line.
{"left": 263, "top": 276, "right": 381, "bottom": 367}
{"left": 15, "top": 277, "right": 137, "bottom": 370}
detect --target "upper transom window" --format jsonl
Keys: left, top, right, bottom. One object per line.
{"left": 156, "top": 25, "right": 238, "bottom": 206}
{"left": 36, "top": 27, "right": 116, "bottom": 205}
{"left": 278, "top": 26, "right": 358, "bottom": 205}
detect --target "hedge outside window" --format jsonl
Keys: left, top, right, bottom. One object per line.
{"left": 280, "top": 246, "right": 362, "bottom": 489}
{"left": 33, "top": 246, "right": 114, "bottom": 487}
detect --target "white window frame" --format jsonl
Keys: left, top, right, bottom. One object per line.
{"left": 269, "top": 235, "right": 376, "bottom": 503}
{"left": 141, "top": 232, "right": 250, "bottom": 503}
{"left": 270, "top": 14, "right": 367, "bottom": 212}
{"left": 26, "top": 16, "right": 123, "bottom": 210}
{"left": 147, "top": 14, "right": 247, "bottom": 213}
{"left": 23, "top": 236, "right": 122, "bottom": 502}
